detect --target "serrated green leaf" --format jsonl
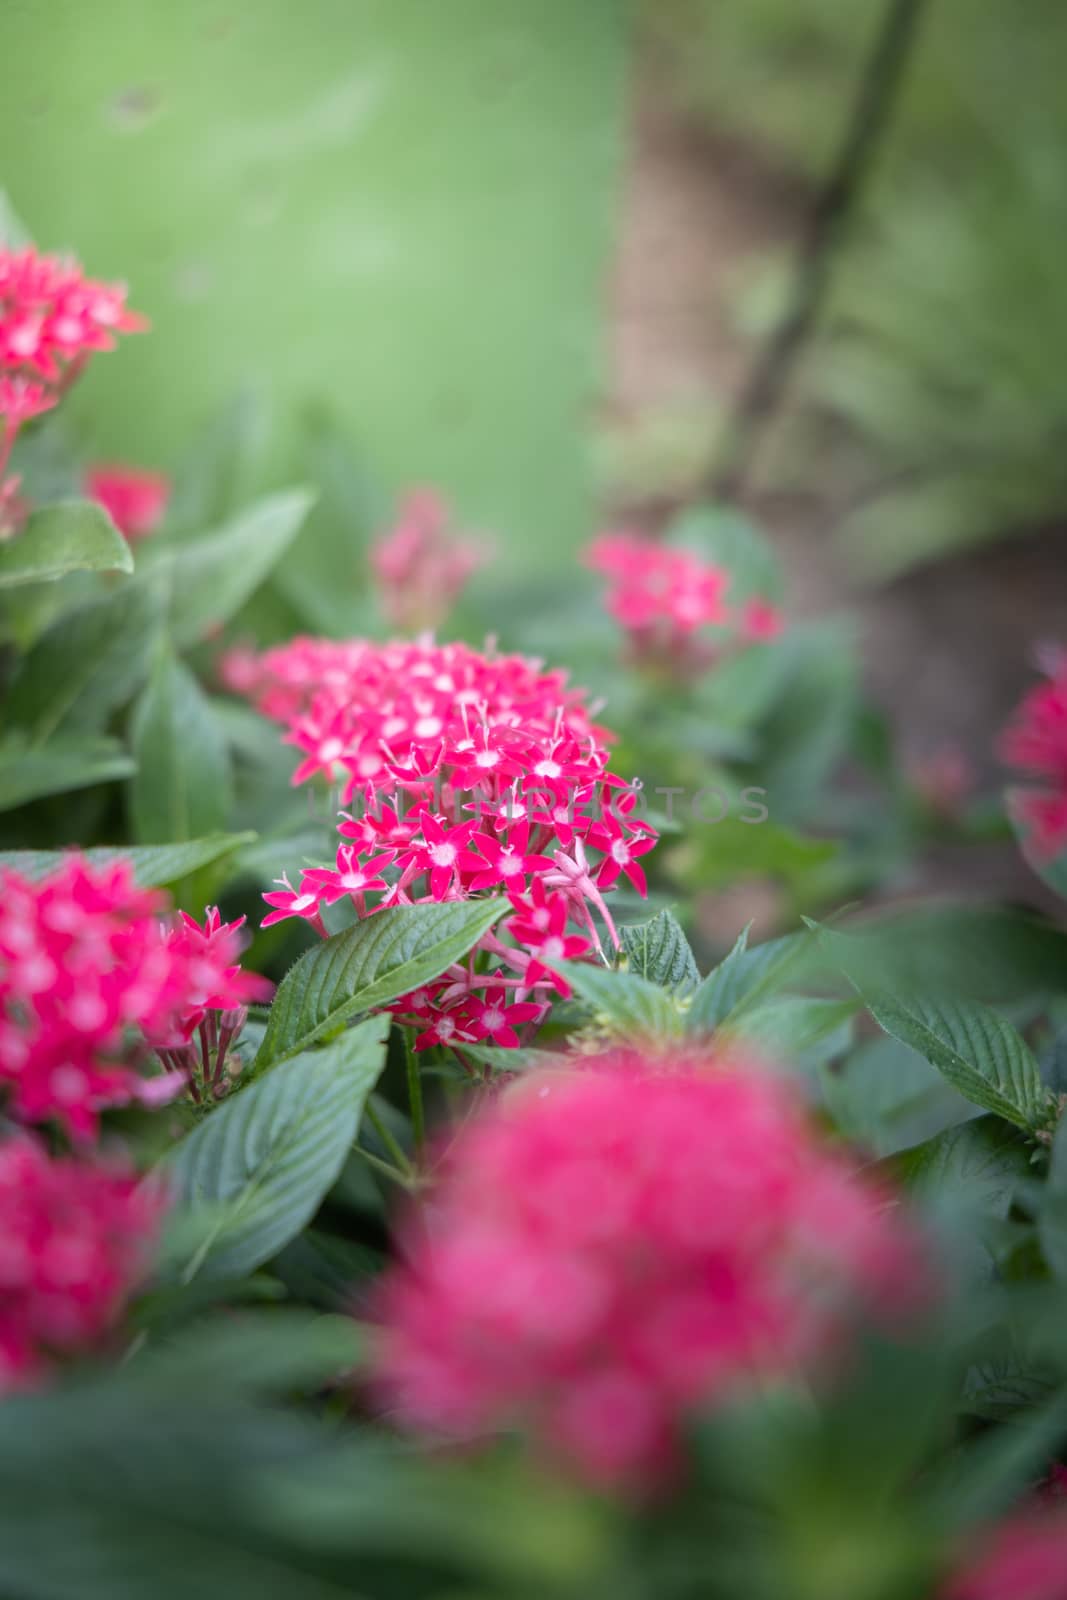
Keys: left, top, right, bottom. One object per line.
{"left": 619, "top": 908, "right": 699, "bottom": 992}
{"left": 893, "top": 1116, "right": 1034, "bottom": 1284}
{"left": 0, "top": 832, "right": 256, "bottom": 887}
{"left": 0, "top": 501, "right": 132, "bottom": 589}
{"left": 128, "top": 642, "right": 231, "bottom": 842}
{"left": 687, "top": 927, "right": 813, "bottom": 1034}
{"left": 0, "top": 735, "right": 134, "bottom": 811}
{"left": 257, "top": 899, "right": 504, "bottom": 1068}
{"left": 863, "top": 991, "right": 1048, "bottom": 1130}
{"left": 6, "top": 574, "right": 165, "bottom": 739}
{"left": 153, "top": 487, "right": 315, "bottom": 648}
{"left": 560, "top": 961, "right": 682, "bottom": 1038}
{"left": 165, "top": 1018, "right": 388, "bottom": 1282}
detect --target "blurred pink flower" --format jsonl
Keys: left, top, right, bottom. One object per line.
{"left": 584, "top": 531, "right": 784, "bottom": 675}
{"left": 372, "top": 1052, "right": 922, "bottom": 1491}
{"left": 1000, "top": 650, "right": 1067, "bottom": 859}
{"left": 0, "top": 1137, "right": 164, "bottom": 1394}
{"left": 84, "top": 464, "right": 170, "bottom": 540}
{"left": 0, "top": 246, "right": 146, "bottom": 533}
{"left": 943, "top": 1513, "right": 1067, "bottom": 1600}
{"left": 371, "top": 489, "right": 485, "bottom": 631}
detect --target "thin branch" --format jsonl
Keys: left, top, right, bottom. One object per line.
{"left": 707, "top": 0, "right": 930, "bottom": 501}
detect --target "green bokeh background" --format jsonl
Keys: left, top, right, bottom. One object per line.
{"left": 1, "top": 0, "right": 629, "bottom": 564}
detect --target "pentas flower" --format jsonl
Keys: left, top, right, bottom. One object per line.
{"left": 371, "top": 1051, "right": 922, "bottom": 1492}
{"left": 0, "top": 857, "right": 268, "bottom": 1136}
{"left": 84, "top": 464, "right": 170, "bottom": 540}
{"left": 943, "top": 1511, "right": 1067, "bottom": 1600}
{"left": 225, "top": 636, "right": 657, "bottom": 1056}
{"left": 0, "top": 246, "right": 146, "bottom": 534}
{"left": 1000, "top": 648, "right": 1067, "bottom": 860}
{"left": 0, "top": 1137, "right": 164, "bottom": 1394}
{"left": 583, "top": 531, "right": 784, "bottom": 675}
{"left": 371, "top": 489, "right": 486, "bottom": 632}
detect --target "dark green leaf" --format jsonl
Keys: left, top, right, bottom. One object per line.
{"left": 1039, "top": 1115, "right": 1067, "bottom": 1282}
{"left": 5, "top": 574, "right": 165, "bottom": 739}
{"left": 256, "top": 899, "right": 504, "bottom": 1067}
{"left": 0, "top": 735, "right": 134, "bottom": 811}
{"left": 165, "top": 1018, "right": 388, "bottom": 1282}
{"left": 0, "top": 832, "right": 256, "bottom": 887}
{"left": 863, "top": 991, "right": 1047, "bottom": 1130}
{"left": 128, "top": 642, "right": 231, "bottom": 842}
{"left": 0, "top": 501, "right": 132, "bottom": 588}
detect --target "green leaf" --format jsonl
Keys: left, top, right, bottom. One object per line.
{"left": 0, "top": 501, "right": 132, "bottom": 588}
{"left": 0, "top": 832, "right": 256, "bottom": 887}
{"left": 666, "top": 505, "right": 783, "bottom": 601}
{"left": 127, "top": 1310, "right": 363, "bottom": 1396}
{"left": 893, "top": 1116, "right": 1034, "bottom": 1283}
{"left": 561, "top": 961, "right": 682, "bottom": 1038}
{"left": 820, "top": 1034, "right": 978, "bottom": 1157}
{"left": 619, "top": 908, "right": 699, "bottom": 992}
{"left": 1039, "top": 1115, "right": 1067, "bottom": 1282}
{"left": 256, "top": 899, "right": 504, "bottom": 1068}
{"left": 728, "top": 995, "right": 857, "bottom": 1067}
{"left": 156, "top": 488, "right": 315, "bottom": 648}
{"left": 687, "top": 928, "right": 813, "bottom": 1034}
{"left": 128, "top": 642, "right": 231, "bottom": 842}
{"left": 165, "top": 1018, "right": 388, "bottom": 1282}
{"left": 0, "top": 735, "right": 134, "bottom": 811}
{"left": 862, "top": 991, "right": 1048, "bottom": 1130}
{"left": 5, "top": 574, "right": 165, "bottom": 739}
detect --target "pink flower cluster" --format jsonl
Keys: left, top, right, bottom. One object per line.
{"left": 372, "top": 1052, "right": 921, "bottom": 1490}
{"left": 0, "top": 246, "right": 146, "bottom": 534}
{"left": 943, "top": 1512, "right": 1067, "bottom": 1600}
{"left": 84, "top": 463, "right": 170, "bottom": 541}
{"left": 584, "top": 531, "right": 783, "bottom": 674}
{"left": 224, "top": 636, "right": 656, "bottom": 1055}
{"left": 371, "top": 489, "right": 485, "bottom": 631}
{"left": 0, "top": 1137, "right": 163, "bottom": 1395}
{"left": 1000, "top": 647, "right": 1067, "bottom": 861}
{"left": 0, "top": 856, "right": 268, "bottom": 1139}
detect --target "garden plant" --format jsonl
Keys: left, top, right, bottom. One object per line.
{"left": 2, "top": 174, "right": 1067, "bottom": 1600}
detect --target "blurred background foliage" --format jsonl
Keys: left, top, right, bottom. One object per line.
{"left": 646, "top": 0, "right": 1067, "bottom": 574}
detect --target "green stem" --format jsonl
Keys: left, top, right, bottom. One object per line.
{"left": 405, "top": 1029, "right": 426, "bottom": 1159}
{"left": 364, "top": 1101, "right": 413, "bottom": 1177}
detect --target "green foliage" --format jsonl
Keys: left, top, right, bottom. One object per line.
{"left": 6, "top": 574, "right": 165, "bottom": 740}
{"left": 128, "top": 642, "right": 232, "bottom": 842}
{"left": 0, "top": 501, "right": 131, "bottom": 589}
{"left": 0, "top": 735, "right": 135, "bottom": 812}
{"left": 257, "top": 899, "right": 505, "bottom": 1067}
{"left": 619, "top": 908, "right": 700, "bottom": 992}
{"left": 562, "top": 960, "right": 684, "bottom": 1039}
{"left": 0, "top": 832, "right": 256, "bottom": 886}
{"left": 145, "top": 487, "right": 315, "bottom": 648}
{"left": 164, "top": 1018, "right": 388, "bottom": 1282}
